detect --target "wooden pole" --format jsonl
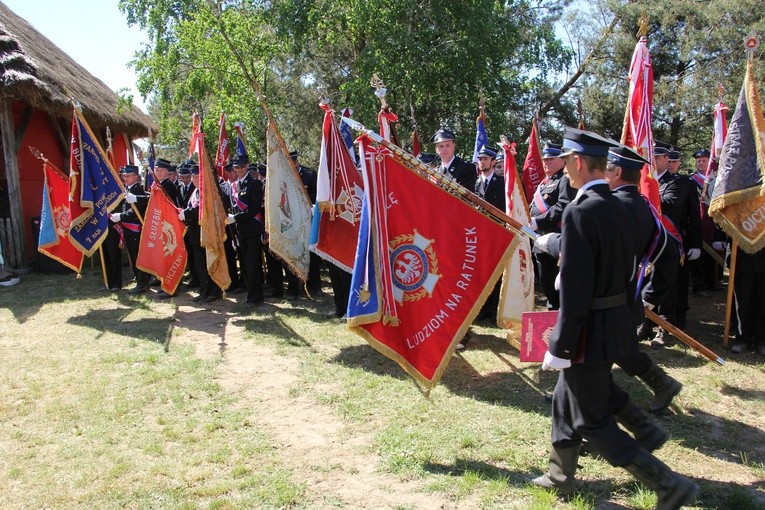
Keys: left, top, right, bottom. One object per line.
{"left": 0, "top": 99, "right": 27, "bottom": 268}
{"left": 645, "top": 308, "right": 725, "bottom": 365}
{"left": 98, "top": 246, "right": 109, "bottom": 289}
{"left": 723, "top": 240, "right": 738, "bottom": 347}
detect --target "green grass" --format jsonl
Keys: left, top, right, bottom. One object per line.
{"left": 1, "top": 270, "right": 764, "bottom": 509}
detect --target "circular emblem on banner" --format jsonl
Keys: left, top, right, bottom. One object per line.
{"left": 336, "top": 183, "right": 363, "bottom": 224}
{"left": 389, "top": 230, "right": 440, "bottom": 303}
{"left": 53, "top": 205, "right": 71, "bottom": 236}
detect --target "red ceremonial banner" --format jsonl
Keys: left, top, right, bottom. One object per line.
{"left": 350, "top": 136, "right": 516, "bottom": 390}
{"left": 136, "top": 183, "right": 188, "bottom": 294}
{"left": 38, "top": 161, "right": 84, "bottom": 273}
{"left": 521, "top": 120, "right": 544, "bottom": 203}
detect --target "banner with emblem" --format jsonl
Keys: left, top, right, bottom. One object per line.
{"left": 215, "top": 113, "right": 230, "bottom": 178}
{"left": 310, "top": 103, "right": 364, "bottom": 272}
{"left": 498, "top": 141, "right": 534, "bottom": 328}
{"left": 521, "top": 119, "right": 544, "bottom": 203}
{"left": 709, "top": 58, "right": 765, "bottom": 254}
{"left": 347, "top": 131, "right": 517, "bottom": 392}
{"left": 38, "top": 160, "right": 84, "bottom": 273}
{"left": 136, "top": 182, "right": 188, "bottom": 294}
{"left": 68, "top": 108, "right": 125, "bottom": 256}
{"left": 265, "top": 120, "right": 313, "bottom": 281}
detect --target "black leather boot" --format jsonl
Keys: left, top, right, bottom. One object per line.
{"left": 615, "top": 400, "right": 668, "bottom": 452}
{"left": 623, "top": 448, "right": 699, "bottom": 510}
{"left": 529, "top": 445, "right": 580, "bottom": 495}
{"left": 638, "top": 362, "right": 682, "bottom": 413}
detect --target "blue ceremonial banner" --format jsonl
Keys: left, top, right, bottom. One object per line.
{"left": 340, "top": 107, "right": 358, "bottom": 165}
{"left": 68, "top": 109, "right": 124, "bottom": 256}
{"left": 346, "top": 190, "right": 381, "bottom": 324}
{"left": 472, "top": 113, "right": 489, "bottom": 163}
{"left": 146, "top": 142, "right": 155, "bottom": 188}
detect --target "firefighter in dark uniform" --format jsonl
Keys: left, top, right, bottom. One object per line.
{"left": 228, "top": 154, "right": 265, "bottom": 306}
{"left": 474, "top": 145, "right": 505, "bottom": 323}
{"left": 688, "top": 148, "right": 721, "bottom": 295}
{"left": 530, "top": 128, "right": 698, "bottom": 508}
{"left": 179, "top": 164, "right": 222, "bottom": 302}
{"left": 653, "top": 144, "right": 701, "bottom": 346}
{"left": 220, "top": 162, "right": 242, "bottom": 292}
{"left": 431, "top": 128, "right": 477, "bottom": 190}
{"left": 528, "top": 143, "right": 576, "bottom": 310}
{"left": 110, "top": 165, "right": 150, "bottom": 295}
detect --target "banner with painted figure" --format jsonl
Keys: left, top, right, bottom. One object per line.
{"left": 310, "top": 103, "right": 364, "bottom": 272}
{"left": 347, "top": 132, "right": 517, "bottom": 391}
{"left": 709, "top": 59, "right": 765, "bottom": 254}
{"left": 68, "top": 108, "right": 125, "bottom": 255}
{"left": 136, "top": 182, "right": 188, "bottom": 294}
{"left": 265, "top": 120, "right": 313, "bottom": 281}
{"left": 498, "top": 142, "right": 534, "bottom": 327}
{"left": 38, "top": 160, "right": 84, "bottom": 273}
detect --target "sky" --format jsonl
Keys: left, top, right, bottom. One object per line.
{"left": 4, "top": 0, "right": 150, "bottom": 112}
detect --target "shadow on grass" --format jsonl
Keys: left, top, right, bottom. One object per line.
{"left": 235, "top": 310, "right": 312, "bottom": 348}
{"left": 67, "top": 306, "right": 172, "bottom": 346}
{"left": 693, "top": 475, "right": 765, "bottom": 509}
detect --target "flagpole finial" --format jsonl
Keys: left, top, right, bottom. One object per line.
{"left": 479, "top": 95, "right": 485, "bottom": 114}
{"left": 717, "top": 83, "right": 725, "bottom": 102}
{"left": 744, "top": 31, "right": 760, "bottom": 60}
{"left": 637, "top": 11, "right": 649, "bottom": 38}
{"left": 370, "top": 74, "right": 388, "bottom": 108}
{"left": 28, "top": 146, "right": 48, "bottom": 162}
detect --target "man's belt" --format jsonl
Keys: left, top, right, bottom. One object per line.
{"left": 590, "top": 292, "right": 627, "bottom": 310}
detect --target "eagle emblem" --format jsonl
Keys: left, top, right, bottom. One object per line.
{"left": 389, "top": 229, "right": 440, "bottom": 304}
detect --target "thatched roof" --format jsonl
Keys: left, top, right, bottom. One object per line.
{"left": 0, "top": 1, "right": 157, "bottom": 138}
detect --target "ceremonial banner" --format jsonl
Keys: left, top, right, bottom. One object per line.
{"left": 136, "top": 182, "right": 188, "bottom": 294}
{"left": 310, "top": 103, "right": 363, "bottom": 272}
{"left": 472, "top": 111, "right": 489, "bottom": 163}
{"left": 347, "top": 133, "right": 516, "bottom": 391}
{"left": 378, "top": 105, "right": 400, "bottom": 146}
{"left": 215, "top": 113, "right": 230, "bottom": 178}
{"left": 621, "top": 35, "right": 681, "bottom": 241}
{"left": 38, "top": 160, "right": 84, "bottom": 273}
{"left": 265, "top": 120, "right": 312, "bottom": 280}
{"left": 146, "top": 141, "right": 155, "bottom": 188}
{"left": 68, "top": 109, "right": 125, "bottom": 255}
{"left": 411, "top": 127, "right": 422, "bottom": 158}
{"left": 340, "top": 107, "right": 358, "bottom": 165}
{"left": 234, "top": 122, "right": 248, "bottom": 158}
{"left": 498, "top": 142, "right": 534, "bottom": 327}
{"left": 709, "top": 59, "right": 765, "bottom": 254}
{"left": 521, "top": 119, "right": 544, "bottom": 203}
{"left": 191, "top": 114, "right": 232, "bottom": 290}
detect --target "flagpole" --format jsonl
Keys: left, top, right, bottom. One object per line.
{"left": 723, "top": 240, "right": 738, "bottom": 347}
{"left": 98, "top": 246, "right": 109, "bottom": 289}
{"left": 342, "top": 117, "right": 537, "bottom": 241}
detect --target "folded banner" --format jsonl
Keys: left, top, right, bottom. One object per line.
{"left": 498, "top": 142, "right": 534, "bottom": 327}
{"left": 310, "top": 103, "right": 364, "bottom": 272}
{"left": 38, "top": 160, "right": 84, "bottom": 273}
{"left": 709, "top": 59, "right": 765, "bottom": 254}
{"left": 265, "top": 120, "right": 312, "bottom": 280}
{"left": 68, "top": 109, "right": 125, "bottom": 255}
{"left": 347, "top": 133, "right": 516, "bottom": 391}
{"left": 521, "top": 119, "right": 544, "bottom": 203}
{"left": 136, "top": 182, "right": 188, "bottom": 294}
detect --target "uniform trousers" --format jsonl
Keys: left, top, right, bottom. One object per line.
{"left": 192, "top": 244, "right": 221, "bottom": 298}
{"left": 328, "top": 264, "right": 352, "bottom": 317}
{"left": 124, "top": 233, "right": 149, "bottom": 287}
{"left": 239, "top": 235, "right": 264, "bottom": 303}
{"left": 102, "top": 225, "right": 123, "bottom": 289}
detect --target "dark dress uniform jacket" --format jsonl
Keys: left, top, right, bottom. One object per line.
{"left": 182, "top": 190, "right": 201, "bottom": 246}
{"left": 529, "top": 171, "right": 576, "bottom": 234}
{"left": 232, "top": 174, "right": 265, "bottom": 239}
{"left": 475, "top": 172, "right": 506, "bottom": 211}
{"left": 161, "top": 178, "right": 182, "bottom": 208}
{"left": 441, "top": 156, "right": 477, "bottom": 191}
{"left": 549, "top": 184, "right": 637, "bottom": 364}
{"left": 658, "top": 172, "right": 701, "bottom": 251}
{"left": 119, "top": 182, "right": 149, "bottom": 232}
{"left": 297, "top": 166, "right": 318, "bottom": 204}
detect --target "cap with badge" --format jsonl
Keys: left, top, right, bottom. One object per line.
{"left": 232, "top": 153, "right": 249, "bottom": 167}
{"left": 477, "top": 145, "right": 497, "bottom": 159}
{"left": 668, "top": 146, "right": 681, "bottom": 162}
{"left": 289, "top": 150, "right": 299, "bottom": 161}
{"left": 119, "top": 164, "right": 139, "bottom": 174}
{"left": 167, "top": 165, "right": 178, "bottom": 174}
{"left": 541, "top": 142, "right": 563, "bottom": 159}
{"left": 431, "top": 128, "right": 456, "bottom": 144}
{"left": 608, "top": 144, "right": 649, "bottom": 170}
{"left": 178, "top": 164, "right": 191, "bottom": 176}
{"left": 257, "top": 163, "right": 267, "bottom": 176}
{"left": 248, "top": 163, "right": 259, "bottom": 174}
{"left": 224, "top": 162, "right": 234, "bottom": 172}
{"left": 653, "top": 141, "right": 671, "bottom": 157}
{"left": 417, "top": 152, "right": 436, "bottom": 165}
{"left": 693, "top": 148, "right": 710, "bottom": 159}
{"left": 560, "top": 127, "right": 618, "bottom": 157}
{"left": 155, "top": 157, "right": 173, "bottom": 169}
{"left": 189, "top": 164, "right": 200, "bottom": 175}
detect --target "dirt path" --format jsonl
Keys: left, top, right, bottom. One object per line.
{"left": 173, "top": 298, "right": 465, "bottom": 510}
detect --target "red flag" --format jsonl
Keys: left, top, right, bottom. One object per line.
{"left": 378, "top": 105, "right": 400, "bottom": 146}
{"left": 136, "top": 182, "right": 188, "bottom": 294}
{"left": 38, "top": 160, "right": 84, "bottom": 273}
{"left": 311, "top": 103, "right": 364, "bottom": 271}
{"left": 215, "top": 113, "right": 230, "bottom": 178}
{"left": 348, "top": 134, "right": 516, "bottom": 391}
{"left": 621, "top": 36, "right": 681, "bottom": 241}
{"left": 412, "top": 127, "right": 421, "bottom": 157}
{"left": 521, "top": 120, "right": 544, "bottom": 203}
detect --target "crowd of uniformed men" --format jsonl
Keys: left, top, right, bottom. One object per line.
{"left": 99, "top": 122, "right": 763, "bottom": 509}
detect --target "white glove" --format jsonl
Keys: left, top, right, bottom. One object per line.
{"left": 712, "top": 241, "right": 725, "bottom": 251}
{"left": 534, "top": 232, "right": 554, "bottom": 254}
{"left": 178, "top": 210, "right": 185, "bottom": 221}
{"left": 554, "top": 272, "right": 561, "bottom": 291}
{"left": 642, "top": 300, "right": 655, "bottom": 311}
{"left": 542, "top": 351, "right": 571, "bottom": 371}
{"left": 529, "top": 218, "right": 539, "bottom": 232}
{"left": 125, "top": 192, "right": 138, "bottom": 204}
{"left": 226, "top": 213, "right": 236, "bottom": 225}
{"left": 110, "top": 213, "right": 121, "bottom": 223}
{"left": 687, "top": 248, "right": 701, "bottom": 261}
